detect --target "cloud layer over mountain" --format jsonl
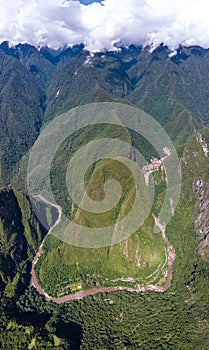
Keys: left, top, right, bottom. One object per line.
{"left": 0, "top": 0, "right": 209, "bottom": 52}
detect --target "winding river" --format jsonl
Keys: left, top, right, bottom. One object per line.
{"left": 30, "top": 195, "right": 176, "bottom": 303}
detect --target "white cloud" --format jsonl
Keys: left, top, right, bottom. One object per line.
{"left": 0, "top": 0, "right": 209, "bottom": 51}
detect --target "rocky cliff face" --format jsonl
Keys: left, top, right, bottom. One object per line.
{"left": 193, "top": 178, "right": 209, "bottom": 260}
{"left": 182, "top": 128, "right": 209, "bottom": 261}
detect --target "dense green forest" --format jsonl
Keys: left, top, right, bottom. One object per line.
{"left": 0, "top": 128, "right": 209, "bottom": 349}
{"left": 0, "top": 42, "right": 209, "bottom": 349}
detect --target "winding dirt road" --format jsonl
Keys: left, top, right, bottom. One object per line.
{"left": 30, "top": 196, "right": 176, "bottom": 304}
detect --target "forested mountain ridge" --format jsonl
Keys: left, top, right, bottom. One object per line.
{"left": 0, "top": 49, "right": 46, "bottom": 186}
{"left": 1, "top": 42, "right": 209, "bottom": 187}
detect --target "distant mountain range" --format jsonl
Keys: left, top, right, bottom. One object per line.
{"left": 1, "top": 41, "right": 209, "bottom": 186}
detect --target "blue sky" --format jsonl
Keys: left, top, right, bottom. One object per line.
{"left": 79, "top": 0, "right": 102, "bottom": 4}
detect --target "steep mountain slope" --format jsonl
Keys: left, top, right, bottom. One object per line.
{"left": 40, "top": 43, "right": 84, "bottom": 66}
{"left": 182, "top": 128, "right": 209, "bottom": 260}
{"left": 44, "top": 44, "right": 209, "bottom": 146}
{"left": 0, "top": 42, "right": 55, "bottom": 88}
{"left": 129, "top": 45, "right": 209, "bottom": 144}
{"left": 0, "top": 49, "right": 46, "bottom": 186}
{"left": 0, "top": 188, "right": 47, "bottom": 296}
{"left": 45, "top": 51, "right": 133, "bottom": 121}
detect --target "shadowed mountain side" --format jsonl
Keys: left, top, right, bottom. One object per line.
{"left": 0, "top": 50, "right": 46, "bottom": 186}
